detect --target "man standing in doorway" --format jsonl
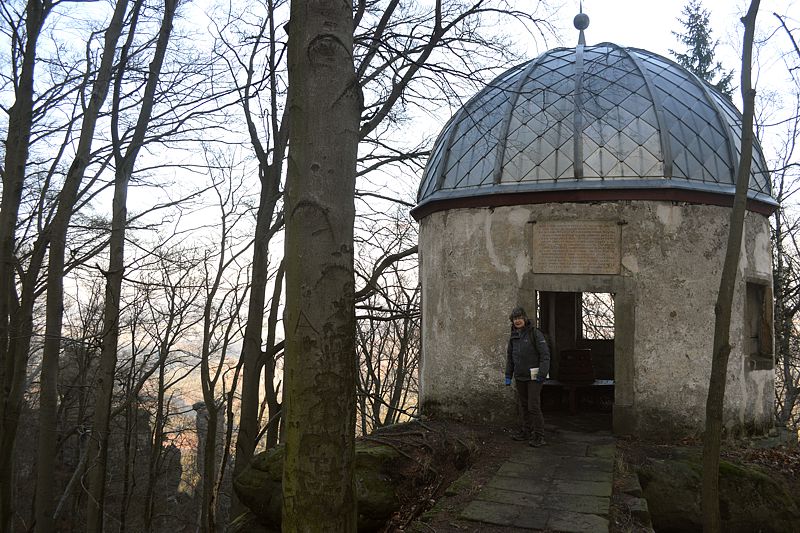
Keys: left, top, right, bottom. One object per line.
{"left": 505, "top": 306, "right": 551, "bottom": 447}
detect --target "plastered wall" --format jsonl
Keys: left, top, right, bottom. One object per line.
{"left": 418, "top": 200, "right": 774, "bottom": 437}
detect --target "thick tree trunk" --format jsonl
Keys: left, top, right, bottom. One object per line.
{"left": 0, "top": 2, "right": 49, "bottom": 529}
{"left": 282, "top": 1, "right": 362, "bottom": 530}
{"left": 701, "top": 2, "right": 759, "bottom": 532}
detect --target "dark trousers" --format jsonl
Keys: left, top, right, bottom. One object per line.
{"left": 515, "top": 379, "right": 544, "bottom": 438}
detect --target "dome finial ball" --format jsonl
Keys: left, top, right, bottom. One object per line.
{"left": 574, "top": 12, "right": 590, "bottom": 31}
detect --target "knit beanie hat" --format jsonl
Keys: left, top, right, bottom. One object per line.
{"left": 509, "top": 306, "right": 527, "bottom": 321}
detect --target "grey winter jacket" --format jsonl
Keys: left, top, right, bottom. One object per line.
{"left": 505, "top": 321, "right": 551, "bottom": 381}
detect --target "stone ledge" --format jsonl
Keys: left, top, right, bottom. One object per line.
{"left": 620, "top": 493, "right": 653, "bottom": 529}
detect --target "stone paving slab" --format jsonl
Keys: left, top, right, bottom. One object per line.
{"left": 513, "top": 509, "right": 552, "bottom": 530}
{"left": 552, "top": 479, "right": 612, "bottom": 497}
{"left": 587, "top": 443, "right": 616, "bottom": 459}
{"left": 541, "top": 493, "right": 610, "bottom": 514}
{"left": 459, "top": 429, "right": 615, "bottom": 532}
{"left": 552, "top": 465, "right": 613, "bottom": 483}
{"left": 554, "top": 470, "right": 613, "bottom": 484}
{"left": 475, "top": 486, "right": 543, "bottom": 508}
{"left": 500, "top": 452, "right": 613, "bottom": 480}
{"left": 522, "top": 442, "right": 591, "bottom": 457}
{"left": 565, "top": 456, "right": 614, "bottom": 470}
{"left": 461, "top": 500, "right": 518, "bottom": 526}
{"left": 557, "top": 431, "right": 615, "bottom": 444}
{"left": 461, "top": 500, "right": 550, "bottom": 529}
{"left": 506, "top": 456, "right": 557, "bottom": 468}
{"left": 497, "top": 460, "right": 559, "bottom": 478}
{"left": 509, "top": 447, "right": 586, "bottom": 465}
{"left": 487, "top": 475, "right": 551, "bottom": 495}
{"left": 547, "top": 510, "right": 610, "bottom": 533}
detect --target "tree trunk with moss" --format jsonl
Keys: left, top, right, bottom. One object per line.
{"left": 282, "top": 0, "right": 362, "bottom": 530}
{"left": 701, "top": 2, "right": 759, "bottom": 532}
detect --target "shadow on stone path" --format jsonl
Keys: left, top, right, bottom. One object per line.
{"left": 459, "top": 427, "right": 615, "bottom": 533}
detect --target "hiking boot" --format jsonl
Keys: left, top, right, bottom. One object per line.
{"left": 511, "top": 431, "right": 531, "bottom": 441}
{"left": 529, "top": 436, "right": 546, "bottom": 447}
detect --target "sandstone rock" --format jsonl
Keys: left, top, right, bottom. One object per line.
{"left": 637, "top": 448, "right": 800, "bottom": 532}
{"left": 232, "top": 422, "right": 474, "bottom": 532}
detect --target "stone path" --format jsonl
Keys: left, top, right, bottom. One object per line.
{"left": 459, "top": 429, "right": 615, "bottom": 532}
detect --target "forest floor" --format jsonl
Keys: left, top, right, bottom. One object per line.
{"left": 381, "top": 414, "right": 800, "bottom": 533}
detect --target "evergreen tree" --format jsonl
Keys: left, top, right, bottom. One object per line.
{"left": 670, "top": 0, "right": 735, "bottom": 98}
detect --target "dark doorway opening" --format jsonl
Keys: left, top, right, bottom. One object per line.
{"left": 536, "top": 291, "right": 615, "bottom": 418}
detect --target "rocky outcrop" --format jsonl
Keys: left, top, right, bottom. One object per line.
{"left": 231, "top": 421, "right": 475, "bottom": 532}
{"left": 636, "top": 448, "right": 800, "bottom": 533}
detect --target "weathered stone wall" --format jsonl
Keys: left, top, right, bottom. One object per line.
{"left": 418, "top": 200, "right": 774, "bottom": 437}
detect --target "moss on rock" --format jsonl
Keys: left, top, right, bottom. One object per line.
{"left": 637, "top": 448, "right": 800, "bottom": 533}
{"left": 232, "top": 421, "right": 476, "bottom": 532}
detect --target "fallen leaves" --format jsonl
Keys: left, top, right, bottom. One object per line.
{"left": 722, "top": 444, "right": 800, "bottom": 477}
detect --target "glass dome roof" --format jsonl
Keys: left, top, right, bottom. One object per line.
{"left": 413, "top": 43, "right": 776, "bottom": 219}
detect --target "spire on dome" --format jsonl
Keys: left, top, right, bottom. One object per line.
{"left": 574, "top": 1, "right": 590, "bottom": 46}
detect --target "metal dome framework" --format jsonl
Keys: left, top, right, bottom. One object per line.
{"left": 413, "top": 43, "right": 776, "bottom": 219}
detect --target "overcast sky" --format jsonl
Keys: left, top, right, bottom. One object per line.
{"left": 548, "top": 0, "right": 794, "bottom": 72}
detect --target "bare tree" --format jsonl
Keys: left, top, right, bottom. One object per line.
{"left": 771, "top": 115, "right": 800, "bottom": 429}
{"left": 702, "top": 2, "right": 760, "bottom": 531}
{"left": 51, "top": 277, "right": 105, "bottom": 530}
{"left": 211, "top": 4, "right": 289, "bottom": 507}
{"left": 84, "top": 1, "right": 179, "bottom": 530}
{"left": 355, "top": 283, "right": 420, "bottom": 434}
{"left": 33, "top": 1, "right": 134, "bottom": 530}
{"left": 196, "top": 157, "right": 251, "bottom": 533}
{"left": 581, "top": 292, "right": 615, "bottom": 340}
{"left": 116, "top": 285, "right": 155, "bottom": 533}
{"left": 771, "top": 12, "right": 800, "bottom": 434}
{"left": 213, "top": 2, "right": 553, "bottom": 526}
{"left": 114, "top": 268, "right": 200, "bottom": 531}
{"left": 0, "top": 1, "right": 554, "bottom": 529}
{"left": 0, "top": 1, "right": 55, "bottom": 527}
{"left": 355, "top": 211, "right": 420, "bottom": 434}
{"left": 222, "top": 0, "right": 552, "bottom": 466}
{"left": 130, "top": 246, "right": 204, "bottom": 532}
{"left": 0, "top": 0, "right": 182, "bottom": 526}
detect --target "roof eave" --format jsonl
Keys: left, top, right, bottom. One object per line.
{"left": 411, "top": 185, "right": 778, "bottom": 221}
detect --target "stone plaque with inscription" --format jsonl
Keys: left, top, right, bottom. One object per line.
{"left": 532, "top": 220, "right": 621, "bottom": 274}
